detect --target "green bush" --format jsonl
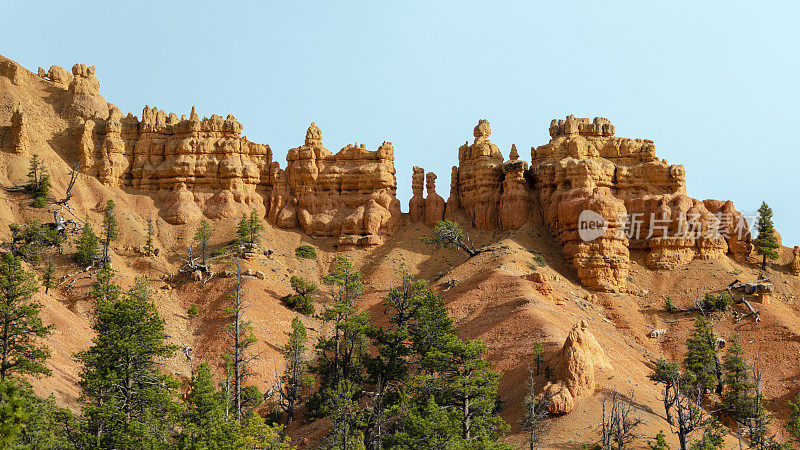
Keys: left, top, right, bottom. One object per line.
{"left": 209, "top": 248, "right": 227, "bottom": 258}
{"left": 7, "top": 220, "right": 65, "bottom": 262}
{"left": 187, "top": 304, "right": 199, "bottom": 319}
{"left": 295, "top": 245, "right": 317, "bottom": 259}
{"left": 702, "top": 292, "right": 733, "bottom": 312}
{"left": 74, "top": 224, "right": 100, "bottom": 266}
{"left": 281, "top": 294, "right": 315, "bottom": 316}
{"left": 532, "top": 254, "right": 546, "bottom": 267}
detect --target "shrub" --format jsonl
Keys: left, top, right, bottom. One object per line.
{"left": 7, "top": 220, "right": 65, "bottom": 262}
{"left": 665, "top": 297, "right": 677, "bottom": 313}
{"left": 532, "top": 254, "right": 547, "bottom": 267}
{"left": 209, "top": 248, "right": 227, "bottom": 258}
{"left": 295, "top": 245, "right": 317, "bottom": 259}
{"left": 702, "top": 292, "right": 732, "bottom": 312}
{"left": 282, "top": 294, "right": 315, "bottom": 316}
{"left": 74, "top": 223, "right": 100, "bottom": 266}
{"left": 187, "top": 304, "right": 199, "bottom": 319}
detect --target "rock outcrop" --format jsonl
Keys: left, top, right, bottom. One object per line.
{"left": 499, "top": 144, "right": 530, "bottom": 230}
{"left": 0, "top": 58, "right": 22, "bottom": 86}
{"left": 267, "top": 123, "right": 401, "bottom": 247}
{"left": 456, "top": 119, "right": 504, "bottom": 230}
{"left": 540, "top": 320, "right": 611, "bottom": 415}
{"left": 409, "top": 166, "right": 425, "bottom": 223}
{"left": 80, "top": 105, "right": 271, "bottom": 224}
{"left": 791, "top": 246, "right": 800, "bottom": 276}
{"left": 67, "top": 64, "right": 109, "bottom": 119}
{"left": 531, "top": 115, "right": 749, "bottom": 291}
{"left": 424, "top": 172, "right": 445, "bottom": 227}
{"left": 10, "top": 106, "right": 27, "bottom": 154}
{"left": 39, "top": 65, "right": 73, "bottom": 87}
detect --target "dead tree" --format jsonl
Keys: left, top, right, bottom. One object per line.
{"left": 670, "top": 372, "right": 707, "bottom": 450}
{"left": 179, "top": 242, "right": 209, "bottom": 274}
{"left": 521, "top": 367, "right": 550, "bottom": 450}
{"left": 49, "top": 165, "right": 84, "bottom": 232}
{"left": 600, "top": 389, "right": 642, "bottom": 450}
{"left": 225, "top": 257, "right": 261, "bottom": 420}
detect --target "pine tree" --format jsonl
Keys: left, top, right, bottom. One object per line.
{"left": 532, "top": 342, "right": 544, "bottom": 376}
{"left": 225, "top": 258, "right": 258, "bottom": 421}
{"left": 683, "top": 316, "right": 720, "bottom": 394}
{"left": 236, "top": 213, "right": 250, "bottom": 246}
{"left": 282, "top": 276, "right": 316, "bottom": 315}
{"left": 754, "top": 202, "right": 780, "bottom": 271}
{"left": 279, "top": 317, "right": 311, "bottom": 425}
{"left": 322, "top": 380, "right": 365, "bottom": 450}
{"left": 311, "top": 256, "right": 370, "bottom": 414}
{"left": 74, "top": 221, "right": 100, "bottom": 266}
{"left": 90, "top": 263, "right": 121, "bottom": 304}
{"left": 8, "top": 380, "right": 76, "bottom": 449}
{"left": 786, "top": 390, "right": 800, "bottom": 444}
{"left": 193, "top": 219, "right": 213, "bottom": 266}
{"left": 0, "top": 378, "right": 27, "bottom": 446}
{"left": 178, "top": 361, "right": 244, "bottom": 449}
{"left": 247, "top": 210, "right": 263, "bottom": 246}
{"left": 100, "top": 200, "right": 118, "bottom": 266}
{"left": 26, "top": 154, "right": 50, "bottom": 208}
{"left": 721, "top": 333, "right": 756, "bottom": 422}
{"left": 41, "top": 257, "right": 56, "bottom": 294}
{"left": 0, "top": 252, "right": 51, "bottom": 380}
{"left": 76, "top": 277, "right": 178, "bottom": 448}
{"left": 144, "top": 217, "right": 154, "bottom": 257}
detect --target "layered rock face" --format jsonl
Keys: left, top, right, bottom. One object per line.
{"left": 531, "top": 115, "right": 750, "bottom": 291}
{"left": 791, "top": 246, "right": 800, "bottom": 276}
{"left": 408, "top": 167, "right": 445, "bottom": 227}
{"left": 80, "top": 105, "right": 271, "bottom": 224}
{"left": 456, "top": 119, "right": 504, "bottom": 229}
{"left": 540, "top": 320, "right": 611, "bottom": 414}
{"left": 267, "top": 123, "right": 401, "bottom": 247}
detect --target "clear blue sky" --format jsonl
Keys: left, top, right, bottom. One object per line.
{"left": 4, "top": 1, "right": 799, "bottom": 245}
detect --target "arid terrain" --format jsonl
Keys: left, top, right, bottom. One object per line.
{"left": 2, "top": 53, "right": 800, "bottom": 448}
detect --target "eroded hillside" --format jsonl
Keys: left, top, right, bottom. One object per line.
{"left": 2, "top": 54, "right": 800, "bottom": 448}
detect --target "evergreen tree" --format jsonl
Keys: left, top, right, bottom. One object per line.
{"left": 73, "top": 222, "right": 99, "bottom": 267}
{"left": 236, "top": 210, "right": 264, "bottom": 247}
{"left": 0, "top": 379, "right": 27, "bottom": 446}
{"left": 76, "top": 277, "right": 178, "bottom": 448}
{"left": 389, "top": 394, "right": 461, "bottom": 450}
{"left": 248, "top": 210, "right": 263, "bottom": 246}
{"left": 521, "top": 368, "right": 549, "bottom": 450}
{"left": 193, "top": 219, "right": 213, "bottom": 265}
{"left": 100, "top": 200, "right": 118, "bottom": 266}
{"left": 144, "top": 217, "right": 154, "bottom": 257}
{"left": 6, "top": 220, "right": 65, "bottom": 262}
{"left": 0, "top": 252, "right": 51, "bottom": 380}
{"left": 178, "top": 362, "right": 244, "bottom": 449}
{"left": 8, "top": 381, "right": 76, "bottom": 449}
{"left": 310, "top": 256, "right": 370, "bottom": 417}
{"left": 26, "top": 154, "right": 51, "bottom": 208}
{"left": 282, "top": 276, "right": 316, "bottom": 315}
{"left": 648, "top": 430, "right": 671, "bottom": 450}
{"left": 532, "top": 342, "right": 544, "bottom": 376}
{"left": 364, "top": 268, "right": 430, "bottom": 447}
{"left": 90, "top": 263, "right": 121, "bottom": 304}
{"left": 279, "top": 317, "right": 311, "bottom": 425}
{"left": 42, "top": 257, "right": 56, "bottom": 294}
{"left": 225, "top": 258, "right": 258, "bottom": 421}
{"left": 322, "top": 380, "right": 366, "bottom": 450}
{"left": 722, "top": 333, "right": 756, "bottom": 422}
{"left": 786, "top": 390, "right": 800, "bottom": 444}
{"left": 683, "top": 316, "right": 720, "bottom": 394}
{"left": 754, "top": 202, "right": 780, "bottom": 271}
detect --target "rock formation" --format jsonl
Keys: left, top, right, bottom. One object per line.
{"left": 499, "top": 144, "right": 530, "bottom": 230}
{"left": 0, "top": 58, "right": 22, "bottom": 86}
{"left": 67, "top": 64, "right": 109, "bottom": 119}
{"left": 424, "top": 172, "right": 445, "bottom": 227}
{"left": 409, "top": 166, "right": 425, "bottom": 222}
{"left": 791, "top": 246, "right": 800, "bottom": 276}
{"left": 79, "top": 105, "right": 270, "bottom": 224}
{"left": 39, "top": 65, "right": 73, "bottom": 87}
{"left": 531, "top": 115, "right": 749, "bottom": 291}
{"left": 10, "top": 106, "right": 27, "bottom": 154}
{"left": 267, "top": 123, "right": 401, "bottom": 247}
{"left": 540, "top": 320, "right": 611, "bottom": 415}
{"left": 456, "top": 119, "right": 504, "bottom": 229}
